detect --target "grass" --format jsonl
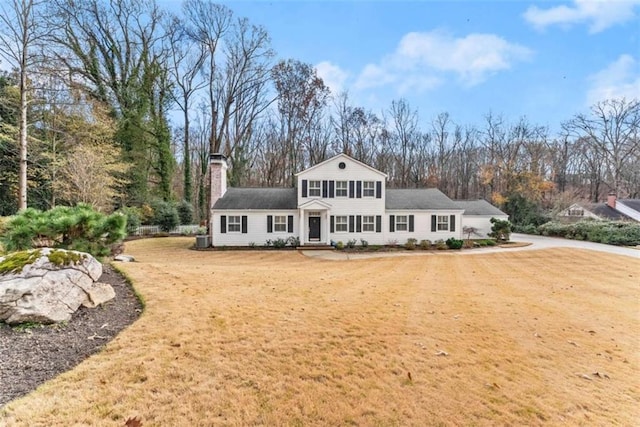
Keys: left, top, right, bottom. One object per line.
{"left": 1, "top": 237, "right": 639, "bottom": 426}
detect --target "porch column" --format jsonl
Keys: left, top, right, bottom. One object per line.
{"left": 325, "top": 210, "right": 330, "bottom": 245}
{"left": 299, "top": 209, "right": 305, "bottom": 245}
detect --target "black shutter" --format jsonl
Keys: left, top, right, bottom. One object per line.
{"left": 322, "top": 180, "right": 328, "bottom": 198}
{"left": 221, "top": 215, "right": 227, "bottom": 233}
{"left": 356, "top": 215, "right": 362, "bottom": 232}
{"left": 376, "top": 181, "right": 382, "bottom": 199}
{"left": 409, "top": 215, "right": 414, "bottom": 232}
{"left": 390, "top": 215, "right": 395, "bottom": 232}
{"left": 431, "top": 215, "right": 436, "bottom": 232}
{"left": 287, "top": 215, "right": 294, "bottom": 233}
{"left": 349, "top": 181, "right": 355, "bottom": 198}
{"left": 356, "top": 181, "right": 362, "bottom": 198}
{"left": 349, "top": 215, "right": 355, "bottom": 233}
{"left": 330, "top": 215, "right": 335, "bottom": 233}
{"left": 450, "top": 215, "right": 456, "bottom": 232}
{"left": 376, "top": 215, "right": 382, "bottom": 233}
{"left": 241, "top": 216, "right": 248, "bottom": 234}
{"left": 267, "top": 215, "right": 273, "bottom": 233}
{"left": 302, "top": 180, "right": 308, "bottom": 197}
{"left": 329, "top": 180, "right": 335, "bottom": 198}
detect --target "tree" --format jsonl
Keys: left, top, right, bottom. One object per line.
{"left": 0, "top": 0, "right": 45, "bottom": 210}
{"left": 489, "top": 217, "right": 512, "bottom": 242}
{"left": 563, "top": 98, "right": 640, "bottom": 198}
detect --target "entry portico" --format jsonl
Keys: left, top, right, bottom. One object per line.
{"left": 298, "top": 199, "right": 332, "bottom": 245}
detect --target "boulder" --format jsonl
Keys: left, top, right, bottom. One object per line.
{"left": 0, "top": 248, "right": 115, "bottom": 325}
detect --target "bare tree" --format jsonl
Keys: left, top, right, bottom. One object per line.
{"left": 0, "top": 0, "right": 44, "bottom": 210}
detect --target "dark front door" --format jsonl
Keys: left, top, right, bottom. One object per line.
{"left": 309, "top": 216, "right": 321, "bottom": 241}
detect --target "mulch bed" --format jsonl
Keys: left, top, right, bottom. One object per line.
{"left": 0, "top": 264, "right": 142, "bottom": 407}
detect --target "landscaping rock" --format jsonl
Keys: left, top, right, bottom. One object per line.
{"left": 0, "top": 248, "right": 114, "bottom": 325}
{"left": 114, "top": 254, "right": 135, "bottom": 262}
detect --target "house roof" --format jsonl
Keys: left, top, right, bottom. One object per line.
{"left": 453, "top": 199, "right": 507, "bottom": 216}
{"left": 213, "top": 188, "right": 297, "bottom": 210}
{"left": 294, "top": 153, "right": 388, "bottom": 178}
{"left": 386, "top": 189, "right": 461, "bottom": 210}
{"left": 618, "top": 199, "right": 640, "bottom": 213}
{"left": 582, "top": 202, "right": 632, "bottom": 221}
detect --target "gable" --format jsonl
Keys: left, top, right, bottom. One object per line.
{"left": 296, "top": 154, "right": 387, "bottom": 180}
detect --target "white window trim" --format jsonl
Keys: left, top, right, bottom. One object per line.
{"left": 335, "top": 216, "right": 348, "bottom": 233}
{"left": 437, "top": 215, "right": 449, "bottom": 231}
{"left": 362, "top": 215, "right": 375, "bottom": 233}
{"left": 363, "top": 181, "right": 375, "bottom": 197}
{"left": 274, "top": 215, "right": 287, "bottom": 232}
{"left": 336, "top": 181, "right": 348, "bottom": 197}
{"left": 396, "top": 215, "right": 408, "bottom": 231}
{"left": 309, "top": 180, "right": 321, "bottom": 197}
{"left": 228, "top": 215, "right": 241, "bottom": 233}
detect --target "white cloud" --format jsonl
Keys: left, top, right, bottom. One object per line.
{"left": 524, "top": 0, "right": 640, "bottom": 33}
{"left": 354, "top": 30, "right": 532, "bottom": 92}
{"left": 315, "top": 61, "right": 349, "bottom": 95}
{"left": 586, "top": 54, "right": 640, "bottom": 105}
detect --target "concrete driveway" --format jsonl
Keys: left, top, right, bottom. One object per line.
{"left": 301, "top": 233, "right": 640, "bottom": 260}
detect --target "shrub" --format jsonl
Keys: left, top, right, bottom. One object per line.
{"left": 0, "top": 204, "right": 126, "bottom": 257}
{"left": 176, "top": 200, "right": 194, "bottom": 225}
{"left": 434, "top": 239, "right": 447, "bottom": 250}
{"left": 335, "top": 241, "right": 344, "bottom": 250}
{"left": 538, "top": 220, "right": 640, "bottom": 246}
{"left": 445, "top": 238, "right": 464, "bottom": 249}
{"left": 513, "top": 223, "right": 538, "bottom": 234}
{"left": 346, "top": 239, "right": 357, "bottom": 249}
{"left": 360, "top": 239, "right": 369, "bottom": 248}
{"left": 386, "top": 239, "right": 399, "bottom": 247}
{"left": 287, "top": 236, "right": 300, "bottom": 247}
{"left": 489, "top": 217, "right": 512, "bottom": 242}
{"left": 117, "top": 206, "right": 141, "bottom": 236}
{"left": 419, "top": 239, "right": 431, "bottom": 250}
{"left": 152, "top": 201, "right": 179, "bottom": 232}
{"left": 405, "top": 238, "right": 417, "bottom": 250}
{"left": 272, "top": 238, "right": 287, "bottom": 249}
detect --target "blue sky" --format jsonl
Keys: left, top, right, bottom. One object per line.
{"left": 177, "top": 0, "right": 640, "bottom": 133}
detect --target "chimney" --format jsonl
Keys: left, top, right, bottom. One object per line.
{"left": 210, "top": 153, "right": 228, "bottom": 210}
{"left": 607, "top": 192, "right": 616, "bottom": 209}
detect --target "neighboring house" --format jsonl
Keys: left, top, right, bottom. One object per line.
{"left": 559, "top": 193, "right": 638, "bottom": 222}
{"left": 209, "top": 153, "right": 507, "bottom": 247}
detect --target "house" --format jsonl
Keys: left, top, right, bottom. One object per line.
{"left": 209, "top": 153, "right": 507, "bottom": 247}
{"left": 559, "top": 193, "right": 639, "bottom": 222}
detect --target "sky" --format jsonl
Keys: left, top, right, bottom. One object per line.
{"left": 192, "top": 0, "right": 640, "bottom": 135}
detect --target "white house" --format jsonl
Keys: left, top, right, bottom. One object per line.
{"left": 558, "top": 193, "right": 639, "bottom": 222}
{"left": 209, "top": 153, "right": 507, "bottom": 247}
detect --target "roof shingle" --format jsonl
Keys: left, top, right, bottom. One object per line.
{"left": 213, "top": 188, "right": 297, "bottom": 210}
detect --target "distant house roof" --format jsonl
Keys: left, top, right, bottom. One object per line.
{"left": 213, "top": 188, "right": 297, "bottom": 210}
{"left": 453, "top": 199, "right": 507, "bottom": 216}
{"left": 386, "top": 189, "right": 461, "bottom": 210}
{"left": 582, "top": 203, "right": 632, "bottom": 221}
{"left": 618, "top": 199, "right": 640, "bottom": 212}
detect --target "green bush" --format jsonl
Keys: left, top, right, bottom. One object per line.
{"left": 446, "top": 238, "right": 464, "bottom": 249}
{"left": 489, "top": 217, "right": 512, "bottom": 242}
{"left": 152, "top": 201, "right": 179, "bottom": 232}
{"left": 118, "top": 206, "right": 141, "bottom": 235}
{"left": 360, "top": 239, "right": 369, "bottom": 248}
{"left": 346, "top": 239, "right": 357, "bottom": 249}
{"left": 176, "top": 200, "right": 194, "bottom": 225}
{"left": 513, "top": 223, "right": 539, "bottom": 234}
{"left": 335, "top": 241, "right": 344, "bottom": 250}
{"left": 0, "top": 204, "right": 126, "bottom": 257}
{"left": 434, "top": 239, "right": 447, "bottom": 250}
{"left": 272, "top": 238, "right": 287, "bottom": 249}
{"left": 538, "top": 220, "right": 640, "bottom": 246}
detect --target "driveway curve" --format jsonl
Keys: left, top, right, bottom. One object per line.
{"left": 301, "top": 233, "right": 640, "bottom": 260}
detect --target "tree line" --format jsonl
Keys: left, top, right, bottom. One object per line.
{"left": 0, "top": 0, "right": 638, "bottom": 226}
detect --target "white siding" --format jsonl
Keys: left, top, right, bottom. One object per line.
{"left": 212, "top": 210, "right": 298, "bottom": 247}
{"left": 461, "top": 215, "right": 508, "bottom": 238}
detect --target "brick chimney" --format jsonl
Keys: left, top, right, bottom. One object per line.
{"left": 607, "top": 192, "right": 616, "bottom": 209}
{"left": 210, "top": 154, "right": 228, "bottom": 210}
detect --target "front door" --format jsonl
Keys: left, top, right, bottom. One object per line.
{"left": 308, "top": 216, "right": 321, "bottom": 241}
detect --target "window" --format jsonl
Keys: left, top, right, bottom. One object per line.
{"left": 336, "top": 181, "right": 348, "bottom": 197}
{"left": 363, "top": 181, "right": 375, "bottom": 197}
{"left": 228, "top": 215, "right": 241, "bottom": 232}
{"left": 309, "top": 180, "right": 321, "bottom": 197}
{"left": 274, "top": 215, "right": 287, "bottom": 232}
{"left": 437, "top": 215, "right": 449, "bottom": 231}
{"left": 335, "top": 216, "right": 348, "bottom": 232}
{"left": 396, "top": 215, "right": 408, "bottom": 231}
{"left": 568, "top": 209, "right": 584, "bottom": 216}
{"left": 363, "top": 215, "right": 375, "bottom": 232}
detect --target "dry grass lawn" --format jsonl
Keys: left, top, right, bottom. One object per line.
{"left": 2, "top": 237, "right": 639, "bottom": 426}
